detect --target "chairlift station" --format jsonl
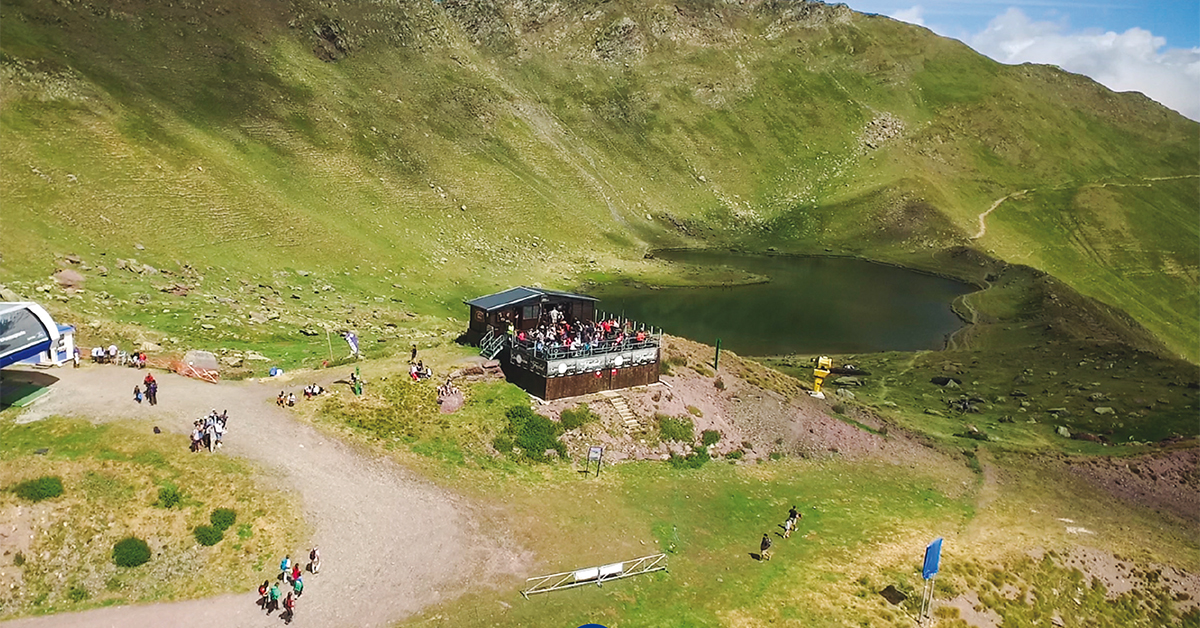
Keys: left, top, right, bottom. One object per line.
{"left": 465, "top": 287, "right": 661, "bottom": 401}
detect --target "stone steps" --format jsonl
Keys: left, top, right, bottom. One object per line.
{"left": 602, "top": 391, "right": 641, "bottom": 431}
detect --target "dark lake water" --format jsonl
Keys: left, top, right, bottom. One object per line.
{"left": 591, "top": 251, "right": 975, "bottom": 356}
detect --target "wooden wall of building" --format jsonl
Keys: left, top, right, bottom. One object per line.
{"left": 543, "top": 363, "right": 659, "bottom": 401}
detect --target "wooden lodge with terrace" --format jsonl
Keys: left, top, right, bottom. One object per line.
{"left": 464, "top": 287, "right": 661, "bottom": 401}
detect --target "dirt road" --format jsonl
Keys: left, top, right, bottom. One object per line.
{"left": 3, "top": 365, "right": 525, "bottom": 628}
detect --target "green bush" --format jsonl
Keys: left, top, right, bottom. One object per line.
{"left": 559, "top": 403, "right": 599, "bottom": 430}
{"left": 658, "top": 415, "right": 695, "bottom": 443}
{"left": 156, "top": 485, "right": 184, "bottom": 509}
{"left": 725, "top": 449, "right": 745, "bottom": 460}
{"left": 701, "top": 429, "right": 721, "bottom": 447}
{"left": 210, "top": 508, "right": 236, "bottom": 531}
{"left": 492, "top": 406, "right": 566, "bottom": 462}
{"left": 193, "top": 525, "right": 223, "bottom": 546}
{"left": 112, "top": 537, "right": 151, "bottom": 567}
{"left": 13, "top": 476, "right": 63, "bottom": 502}
{"left": 668, "top": 446, "right": 710, "bottom": 470}
{"left": 68, "top": 586, "right": 89, "bottom": 602}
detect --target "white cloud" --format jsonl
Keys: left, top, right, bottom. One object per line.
{"left": 890, "top": 5, "right": 926, "bottom": 26}
{"left": 968, "top": 8, "right": 1200, "bottom": 120}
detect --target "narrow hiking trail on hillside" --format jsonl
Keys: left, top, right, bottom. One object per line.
{"left": 970, "top": 174, "right": 1199, "bottom": 241}
{"left": 3, "top": 367, "right": 526, "bottom": 628}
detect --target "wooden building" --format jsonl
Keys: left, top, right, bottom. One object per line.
{"left": 464, "top": 287, "right": 660, "bottom": 401}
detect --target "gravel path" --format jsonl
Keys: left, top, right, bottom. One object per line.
{"left": 3, "top": 365, "right": 524, "bottom": 628}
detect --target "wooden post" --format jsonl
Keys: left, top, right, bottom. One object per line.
{"left": 714, "top": 338, "right": 721, "bottom": 371}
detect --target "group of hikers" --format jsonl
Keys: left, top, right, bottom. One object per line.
{"left": 190, "top": 409, "right": 227, "bottom": 452}
{"left": 258, "top": 548, "right": 320, "bottom": 622}
{"left": 759, "top": 505, "right": 804, "bottom": 561}
{"left": 277, "top": 383, "right": 326, "bottom": 407}
{"left": 87, "top": 344, "right": 146, "bottom": 368}
{"left": 512, "top": 306, "right": 652, "bottom": 359}
{"left": 133, "top": 373, "right": 159, "bottom": 406}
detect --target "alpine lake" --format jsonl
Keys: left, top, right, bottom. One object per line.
{"left": 590, "top": 250, "right": 976, "bottom": 357}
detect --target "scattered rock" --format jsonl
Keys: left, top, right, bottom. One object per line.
{"left": 200, "top": 323, "right": 216, "bottom": 330}
{"left": 834, "top": 376, "right": 863, "bottom": 387}
{"left": 52, "top": 268, "right": 85, "bottom": 288}
{"left": 221, "top": 356, "right": 244, "bottom": 368}
{"left": 138, "top": 342, "right": 163, "bottom": 352}
{"left": 1093, "top": 407, "right": 1115, "bottom": 415}
{"left": 1057, "top": 426, "right": 1072, "bottom": 438}
{"left": 924, "top": 409, "right": 944, "bottom": 416}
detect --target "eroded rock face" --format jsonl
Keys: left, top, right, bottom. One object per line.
{"left": 594, "top": 17, "right": 645, "bottom": 63}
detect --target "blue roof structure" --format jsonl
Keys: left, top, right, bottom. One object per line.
{"left": 0, "top": 302, "right": 60, "bottom": 369}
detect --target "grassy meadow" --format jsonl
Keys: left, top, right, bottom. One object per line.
{"left": 0, "top": 418, "right": 303, "bottom": 619}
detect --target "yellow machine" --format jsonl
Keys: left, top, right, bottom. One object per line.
{"left": 809, "top": 356, "right": 832, "bottom": 399}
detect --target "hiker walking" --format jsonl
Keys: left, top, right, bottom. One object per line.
{"left": 267, "top": 582, "right": 281, "bottom": 613}
{"left": 282, "top": 591, "right": 296, "bottom": 622}
{"left": 133, "top": 385, "right": 143, "bottom": 404}
{"left": 783, "top": 505, "right": 800, "bottom": 539}
{"left": 257, "top": 580, "right": 269, "bottom": 608}
{"left": 280, "top": 555, "right": 291, "bottom": 582}
{"left": 760, "top": 533, "right": 773, "bottom": 561}
{"left": 290, "top": 562, "right": 301, "bottom": 584}
{"left": 146, "top": 380, "right": 158, "bottom": 406}
{"left": 309, "top": 546, "right": 321, "bottom": 574}
{"left": 292, "top": 574, "right": 304, "bottom": 598}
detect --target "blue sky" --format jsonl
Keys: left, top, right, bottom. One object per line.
{"left": 846, "top": 1, "right": 1200, "bottom": 119}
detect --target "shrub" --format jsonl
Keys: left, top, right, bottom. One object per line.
{"left": 13, "top": 476, "right": 63, "bottom": 502}
{"left": 769, "top": 452, "right": 784, "bottom": 461}
{"left": 156, "top": 485, "right": 184, "bottom": 509}
{"left": 559, "top": 403, "right": 599, "bottom": 430}
{"left": 112, "top": 537, "right": 151, "bottom": 567}
{"left": 701, "top": 429, "right": 721, "bottom": 447}
{"left": 686, "top": 405, "right": 703, "bottom": 417}
{"left": 714, "top": 378, "right": 725, "bottom": 390}
{"left": 658, "top": 415, "right": 694, "bottom": 443}
{"left": 68, "top": 586, "right": 89, "bottom": 602}
{"left": 193, "top": 525, "right": 223, "bottom": 546}
{"left": 668, "top": 446, "right": 710, "bottom": 470}
{"left": 831, "top": 403, "right": 847, "bottom": 414}
{"left": 726, "top": 449, "right": 745, "bottom": 460}
{"left": 493, "top": 406, "right": 566, "bottom": 462}
{"left": 210, "top": 508, "right": 236, "bottom": 531}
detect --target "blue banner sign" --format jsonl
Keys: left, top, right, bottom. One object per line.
{"left": 922, "top": 538, "right": 943, "bottom": 580}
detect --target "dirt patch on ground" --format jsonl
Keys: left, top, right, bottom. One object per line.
{"left": 1062, "top": 546, "right": 1200, "bottom": 614}
{"left": 540, "top": 337, "right": 970, "bottom": 496}
{"left": 1064, "top": 447, "right": 1200, "bottom": 524}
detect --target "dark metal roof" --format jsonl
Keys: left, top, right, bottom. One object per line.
{"left": 464, "top": 286, "right": 597, "bottom": 312}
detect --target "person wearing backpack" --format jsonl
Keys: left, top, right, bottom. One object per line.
{"left": 309, "top": 546, "right": 320, "bottom": 574}
{"left": 282, "top": 592, "right": 296, "bottom": 622}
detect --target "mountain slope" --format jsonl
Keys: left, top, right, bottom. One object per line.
{"left": 2, "top": 0, "right": 1196, "bottom": 358}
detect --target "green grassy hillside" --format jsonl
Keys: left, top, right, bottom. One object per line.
{"left": 1, "top": 0, "right": 1196, "bottom": 358}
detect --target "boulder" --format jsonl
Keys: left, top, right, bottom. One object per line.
{"left": 834, "top": 376, "right": 863, "bottom": 387}
{"left": 138, "top": 341, "right": 163, "bottom": 352}
{"left": 930, "top": 376, "right": 962, "bottom": 387}
{"left": 1057, "top": 426, "right": 1071, "bottom": 438}
{"left": 221, "top": 356, "right": 244, "bottom": 368}
{"left": 53, "top": 268, "right": 85, "bottom": 288}
{"left": 834, "top": 388, "right": 855, "bottom": 399}
{"left": 1093, "top": 407, "right": 1115, "bottom": 415}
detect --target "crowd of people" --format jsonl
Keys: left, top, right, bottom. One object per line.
{"left": 512, "top": 307, "right": 653, "bottom": 359}
{"left": 258, "top": 547, "right": 320, "bottom": 622}
{"left": 191, "top": 409, "right": 227, "bottom": 452}
{"left": 88, "top": 344, "right": 146, "bottom": 368}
